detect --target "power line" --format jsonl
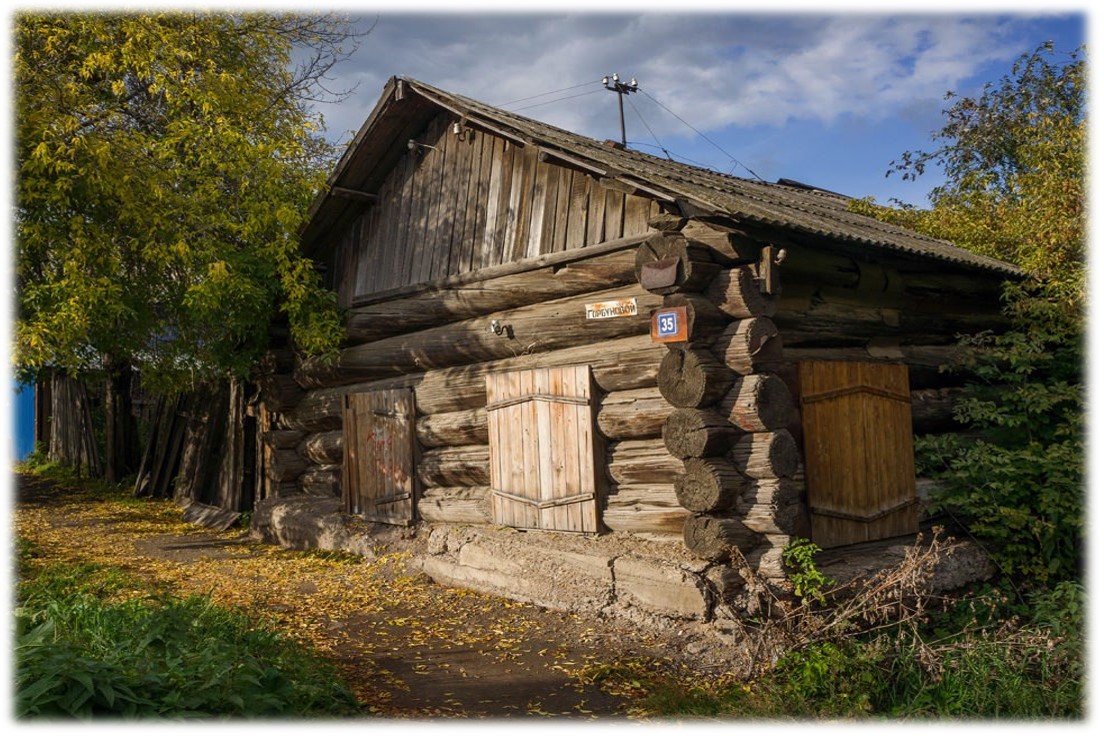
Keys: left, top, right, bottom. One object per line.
{"left": 624, "top": 95, "right": 673, "bottom": 160}
{"left": 626, "top": 141, "right": 725, "bottom": 172}
{"left": 639, "top": 89, "right": 765, "bottom": 182}
{"left": 497, "top": 80, "right": 598, "bottom": 108}
{"left": 509, "top": 88, "right": 602, "bottom": 113}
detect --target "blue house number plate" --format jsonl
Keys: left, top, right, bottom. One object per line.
{"left": 650, "top": 306, "right": 689, "bottom": 343}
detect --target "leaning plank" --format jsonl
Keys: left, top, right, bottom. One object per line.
{"left": 181, "top": 501, "right": 241, "bottom": 532}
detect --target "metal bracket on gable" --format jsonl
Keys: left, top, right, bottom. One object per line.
{"left": 757, "top": 245, "right": 786, "bottom": 295}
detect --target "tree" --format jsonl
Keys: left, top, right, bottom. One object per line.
{"left": 15, "top": 13, "right": 363, "bottom": 479}
{"left": 851, "top": 43, "right": 1086, "bottom": 587}
{"left": 855, "top": 42, "right": 1085, "bottom": 303}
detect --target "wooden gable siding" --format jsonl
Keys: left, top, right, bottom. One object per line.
{"left": 798, "top": 361, "right": 918, "bottom": 549}
{"left": 335, "top": 113, "right": 653, "bottom": 307}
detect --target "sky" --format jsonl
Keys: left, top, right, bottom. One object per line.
{"left": 306, "top": 3, "right": 1086, "bottom": 208}
{"left": 2, "top": 3, "right": 1101, "bottom": 722}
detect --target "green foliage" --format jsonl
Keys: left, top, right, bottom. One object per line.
{"left": 15, "top": 560, "right": 360, "bottom": 719}
{"left": 915, "top": 283, "right": 1083, "bottom": 586}
{"left": 14, "top": 12, "right": 359, "bottom": 390}
{"left": 765, "top": 640, "right": 882, "bottom": 717}
{"left": 876, "top": 42, "right": 1085, "bottom": 302}
{"left": 633, "top": 585, "right": 1083, "bottom": 719}
{"left": 878, "top": 596, "right": 1084, "bottom": 718}
{"left": 850, "top": 43, "right": 1085, "bottom": 589}
{"left": 781, "top": 538, "right": 835, "bottom": 604}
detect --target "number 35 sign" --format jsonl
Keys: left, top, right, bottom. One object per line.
{"left": 650, "top": 305, "right": 689, "bottom": 344}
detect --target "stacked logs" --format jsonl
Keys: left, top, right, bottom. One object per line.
{"left": 259, "top": 227, "right": 694, "bottom": 538}
{"left": 636, "top": 212, "right": 807, "bottom": 578}
{"left": 260, "top": 230, "right": 685, "bottom": 527}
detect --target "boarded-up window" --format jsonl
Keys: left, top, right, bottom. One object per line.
{"left": 342, "top": 388, "right": 416, "bottom": 525}
{"left": 798, "top": 361, "right": 918, "bottom": 549}
{"left": 485, "top": 365, "right": 601, "bottom": 533}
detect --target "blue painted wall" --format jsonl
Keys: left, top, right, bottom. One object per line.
{"left": 13, "top": 379, "right": 36, "bottom": 461}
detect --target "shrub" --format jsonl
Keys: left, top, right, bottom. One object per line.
{"left": 916, "top": 283, "right": 1084, "bottom": 586}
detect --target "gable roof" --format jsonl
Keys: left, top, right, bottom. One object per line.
{"left": 303, "top": 76, "right": 1020, "bottom": 277}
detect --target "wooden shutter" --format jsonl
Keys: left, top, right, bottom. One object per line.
{"left": 342, "top": 388, "right": 416, "bottom": 525}
{"left": 486, "top": 365, "right": 601, "bottom": 533}
{"left": 799, "top": 361, "right": 918, "bottom": 549}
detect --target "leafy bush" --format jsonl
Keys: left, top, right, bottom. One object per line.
{"left": 16, "top": 561, "right": 360, "bottom": 719}
{"left": 916, "top": 283, "right": 1083, "bottom": 586}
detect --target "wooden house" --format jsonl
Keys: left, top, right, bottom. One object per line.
{"left": 252, "top": 77, "right": 1016, "bottom": 609}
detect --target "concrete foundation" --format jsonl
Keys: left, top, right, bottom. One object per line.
{"left": 249, "top": 496, "right": 994, "bottom": 651}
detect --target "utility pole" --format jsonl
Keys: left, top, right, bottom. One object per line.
{"left": 602, "top": 73, "right": 639, "bottom": 147}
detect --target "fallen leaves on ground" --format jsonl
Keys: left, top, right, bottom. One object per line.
{"left": 14, "top": 474, "right": 734, "bottom": 718}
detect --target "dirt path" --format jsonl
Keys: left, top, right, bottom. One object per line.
{"left": 14, "top": 473, "right": 707, "bottom": 719}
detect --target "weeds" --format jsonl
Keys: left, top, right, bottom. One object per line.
{"left": 620, "top": 531, "right": 1084, "bottom": 720}
{"left": 15, "top": 558, "right": 361, "bottom": 719}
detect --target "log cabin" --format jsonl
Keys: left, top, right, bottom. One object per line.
{"left": 249, "top": 76, "right": 1017, "bottom": 621}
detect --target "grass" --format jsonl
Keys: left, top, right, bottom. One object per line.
{"left": 13, "top": 468, "right": 364, "bottom": 720}
{"left": 591, "top": 582, "right": 1085, "bottom": 721}
{"left": 14, "top": 557, "right": 363, "bottom": 719}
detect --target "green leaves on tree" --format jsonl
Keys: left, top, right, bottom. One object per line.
{"left": 15, "top": 12, "right": 364, "bottom": 389}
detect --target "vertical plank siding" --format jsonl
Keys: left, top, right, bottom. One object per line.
{"left": 335, "top": 113, "right": 655, "bottom": 304}
{"left": 798, "top": 361, "right": 918, "bottom": 548}
{"left": 486, "top": 365, "right": 601, "bottom": 533}
{"left": 342, "top": 388, "right": 416, "bottom": 525}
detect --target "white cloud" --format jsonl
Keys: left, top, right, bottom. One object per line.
{"left": 315, "top": 12, "right": 1056, "bottom": 146}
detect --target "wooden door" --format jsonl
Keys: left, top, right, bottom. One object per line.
{"left": 342, "top": 388, "right": 416, "bottom": 525}
{"left": 799, "top": 361, "right": 918, "bottom": 549}
{"left": 486, "top": 365, "right": 601, "bottom": 533}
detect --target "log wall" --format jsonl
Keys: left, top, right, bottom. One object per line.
{"left": 633, "top": 212, "right": 806, "bottom": 574}
{"left": 263, "top": 180, "right": 1010, "bottom": 576}
{"left": 264, "top": 234, "right": 687, "bottom": 536}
